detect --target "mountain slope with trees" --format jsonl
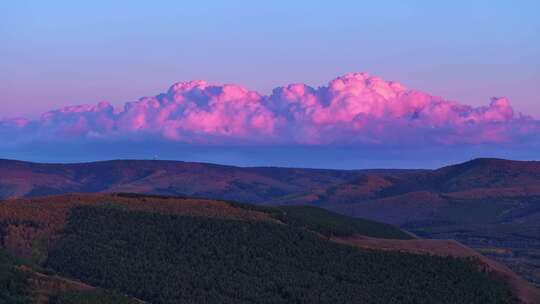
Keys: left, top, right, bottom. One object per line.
{"left": 0, "top": 193, "right": 536, "bottom": 303}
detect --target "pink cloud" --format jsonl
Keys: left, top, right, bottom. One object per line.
{"left": 1, "top": 72, "right": 538, "bottom": 147}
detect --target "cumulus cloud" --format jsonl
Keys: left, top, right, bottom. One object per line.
{"left": 2, "top": 72, "right": 539, "bottom": 147}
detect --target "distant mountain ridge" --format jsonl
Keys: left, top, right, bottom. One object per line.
{"left": 381, "top": 158, "right": 540, "bottom": 195}
{"left": 291, "top": 158, "right": 540, "bottom": 223}
{"left": 0, "top": 158, "right": 416, "bottom": 201}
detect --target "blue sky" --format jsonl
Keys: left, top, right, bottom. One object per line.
{"left": 1, "top": 1, "right": 539, "bottom": 168}
{"left": 1, "top": 0, "right": 539, "bottom": 118}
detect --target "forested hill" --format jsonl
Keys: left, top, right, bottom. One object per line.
{"left": 2, "top": 158, "right": 540, "bottom": 288}
{"left": 0, "top": 193, "right": 536, "bottom": 303}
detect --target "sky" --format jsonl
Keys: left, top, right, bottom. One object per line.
{"left": 0, "top": 0, "right": 539, "bottom": 168}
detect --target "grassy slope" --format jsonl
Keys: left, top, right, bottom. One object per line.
{"left": 0, "top": 159, "right": 371, "bottom": 202}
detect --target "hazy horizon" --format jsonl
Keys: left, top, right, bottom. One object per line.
{"left": 2, "top": 1, "right": 538, "bottom": 168}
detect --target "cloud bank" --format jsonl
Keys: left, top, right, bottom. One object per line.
{"left": 1, "top": 73, "right": 539, "bottom": 149}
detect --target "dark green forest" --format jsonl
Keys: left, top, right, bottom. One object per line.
{"left": 225, "top": 199, "right": 412, "bottom": 239}
{"left": 0, "top": 249, "right": 30, "bottom": 304}
{"left": 274, "top": 205, "right": 412, "bottom": 239}
{"left": 117, "top": 193, "right": 412, "bottom": 239}
{"left": 46, "top": 205, "right": 517, "bottom": 304}
{"left": 49, "top": 289, "right": 138, "bottom": 304}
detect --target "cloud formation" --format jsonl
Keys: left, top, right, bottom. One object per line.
{"left": 2, "top": 73, "right": 539, "bottom": 147}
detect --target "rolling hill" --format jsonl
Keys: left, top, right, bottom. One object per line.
{"left": 1, "top": 158, "right": 539, "bottom": 288}
{"left": 0, "top": 159, "right": 405, "bottom": 202}
{"left": 1, "top": 193, "right": 537, "bottom": 303}
{"left": 282, "top": 158, "right": 540, "bottom": 287}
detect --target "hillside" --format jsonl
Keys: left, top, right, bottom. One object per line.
{"left": 281, "top": 158, "right": 540, "bottom": 287}
{"left": 0, "top": 159, "right": 396, "bottom": 202}
{"left": 0, "top": 247, "right": 142, "bottom": 304}
{"left": 0, "top": 193, "right": 410, "bottom": 261}
{"left": 1, "top": 158, "right": 540, "bottom": 288}
{"left": 0, "top": 193, "right": 535, "bottom": 303}
{"left": 282, "top": 158, "right": 540, "bottom": 207}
